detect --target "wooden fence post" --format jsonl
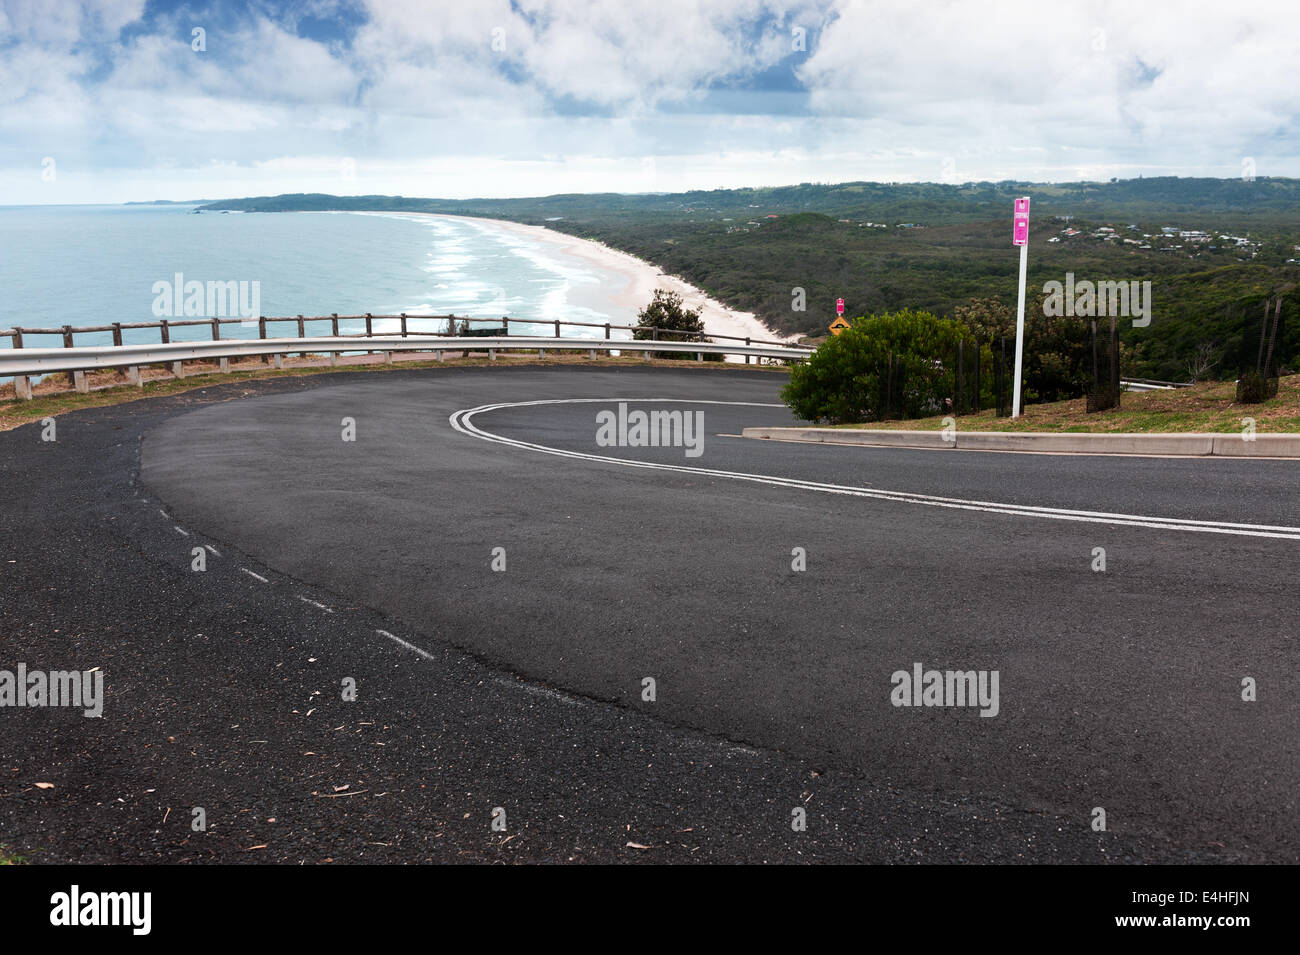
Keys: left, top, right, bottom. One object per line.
{"left": 211, "top": 318, "right": 228, "bottom": 372}
{"left": 109, "top": 321, "right": 126, "bottom": 378}
{"left": 62, "top": 325, "right": 78, "bottom": 388}
{"left": 12, "top": 328, "right": 31, "bottom": 400}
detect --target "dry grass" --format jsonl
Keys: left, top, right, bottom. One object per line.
{"left": 839, "top": 374, "right": 1300, "bottom": 434}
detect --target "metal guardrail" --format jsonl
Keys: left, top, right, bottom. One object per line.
{"left": 1, "top": 335, "right": 810, "bottom": 400}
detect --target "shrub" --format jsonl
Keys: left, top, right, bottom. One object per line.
{"left": 781, "top": 309, "right": 981, "bottom": 423}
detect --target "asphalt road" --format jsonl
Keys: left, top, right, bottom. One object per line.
{"left": 2, "top": 364, "right": 1296, "bottom": 863}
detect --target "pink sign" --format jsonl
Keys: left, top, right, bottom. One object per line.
{"left": 836, "top": 298, "right": 844, "bottom": 316}
{"left": 1012, "top": 196, "right": 1030, "bottom": 246}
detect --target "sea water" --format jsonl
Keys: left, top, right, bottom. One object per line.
{"left": 0, "top": 204, "right": 636, "bottom": 373}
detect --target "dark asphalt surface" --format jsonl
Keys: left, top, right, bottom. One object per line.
{"left": 2, "top": 364, "right": 1297, "bottom": 863}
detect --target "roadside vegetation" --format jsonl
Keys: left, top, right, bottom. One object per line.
{"left": 0, "top": 845, "right": 26, "bottom": 865}
{"left": 782, "top": 310, "right": 981, "bottom": 423}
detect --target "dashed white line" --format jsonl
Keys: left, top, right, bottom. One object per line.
{"left": 204, "top": 544, "right": 221, "bottom": 557}
{"left": 490, "top": 675, "right": 583, "bottom": 707}
{"left": 240, "top": 568, "right": 269, "bottom": 583}
{"left": 297, "top": 596, "right": 335, "bottom": 613}
{"left": 374, "top": 629, "right": 437, "bottom": 662}
{"left": 173, "top": 526, "right": 190, "bottom": 537}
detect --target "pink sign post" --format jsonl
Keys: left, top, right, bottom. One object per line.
{"left": 1012, "top": 197, "right": 1030, "bottom": 246}
{"left": 836, "top": 297, "right": 844, "bottom": 316}
{"left": 1011, "top": 196, "right": 1030, "bottom": 417}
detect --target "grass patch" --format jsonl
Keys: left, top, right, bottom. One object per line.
{"left": 0, "top": 845, "right": 26, "bottom": 865}
{"left": 835, "top": 374, "right": 1300, "bottom": 434}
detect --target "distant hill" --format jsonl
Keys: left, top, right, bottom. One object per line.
{"left": 195, "top": 178, "right": 1300, "bottom": 379}
{"left": 197, "top": 177, "right": 1300, "bottom": 223}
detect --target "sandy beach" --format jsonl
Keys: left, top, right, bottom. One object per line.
{"left": 411, "top": 213, "right": 797, "bottom": 347}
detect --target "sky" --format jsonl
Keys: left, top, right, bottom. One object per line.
{"left": 3, "top": 0, "right": 1298, "bottom": 204}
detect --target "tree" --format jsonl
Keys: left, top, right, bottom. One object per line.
{"left": 634, "top": 288, "right": 710, "bottom": 359}
{"left": 953, "top": 293, "right": 1092, "bottom": 404}
{"left": 1185, "top": 341, "right": 1218, "bottom": 382}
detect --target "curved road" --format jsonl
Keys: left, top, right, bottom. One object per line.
{"left": 2, "top": 364, "right": 1296, "bottom": 863}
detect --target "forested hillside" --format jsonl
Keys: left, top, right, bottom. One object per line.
{"left": 200, "top": 177, "right": 1300, "bottom": 380}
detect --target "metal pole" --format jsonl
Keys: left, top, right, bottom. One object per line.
{"left": 1011, "top": 241, "right": 1028, "bottom": 417}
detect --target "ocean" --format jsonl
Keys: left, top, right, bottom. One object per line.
{"left": 0, "top": 204, "right": 640, "bottom": 363}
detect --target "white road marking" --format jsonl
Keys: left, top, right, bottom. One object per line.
{"left": 372, "top": 630, "right": 582, "bottom": 706}
{"left": 204, "top": 544, "right": 221, "bottom": 557}
{"left": 374, "top": 629, "right": 437, "bottom": 662}
{"left": 490, "top": 675, "right": 583, "bottom": 707}
{"left": 449, "top": 398, "right": 1300, "bottom": 541}
{"left": 297, "top": 596, "right": 335, "bottom": 613}
{"left": 240, "top": 568, "right": 269, "bottom": 583}
{"left": 173, "top": 526, "right": 189, "bottom": 537}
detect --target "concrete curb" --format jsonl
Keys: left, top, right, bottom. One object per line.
{"left": 741, "top": 427, "right": 1300, "bottom": 458}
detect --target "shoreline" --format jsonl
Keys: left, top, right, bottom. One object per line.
{"left": 393, "top": 212, "right": 798, "bottom": 346}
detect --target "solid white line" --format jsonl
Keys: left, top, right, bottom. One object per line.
{"left": 374, "top": 629, "right": 438, "bottom": 662}
{"left": 240, "top": 568, "right": 269, "bottom": 583}
{"left": 448, "top": 399, "right": 1300, "bottom": 541}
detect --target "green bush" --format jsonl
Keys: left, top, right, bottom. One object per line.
{"left": 781, "top": 309, "right": 982, "bottom": 423}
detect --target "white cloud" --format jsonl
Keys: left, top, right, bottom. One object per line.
{"left": 1, "top": 0, "right": 1298, "bottom": 204}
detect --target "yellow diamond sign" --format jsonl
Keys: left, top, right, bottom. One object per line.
{"left": 828, "top": 318, "right": 851, "bottom": 335}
